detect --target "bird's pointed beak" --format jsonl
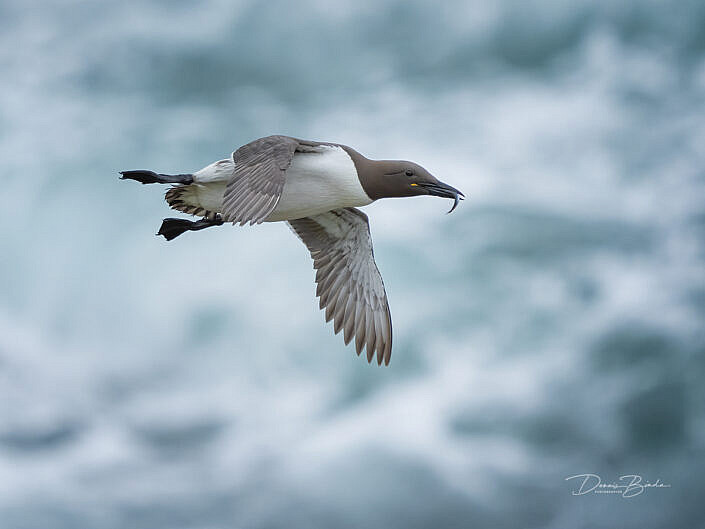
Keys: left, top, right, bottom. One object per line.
{"left": 418, "top": 180, "right": 465, "bottom": 213}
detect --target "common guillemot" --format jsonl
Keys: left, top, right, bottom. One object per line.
{"left": 120, "top": 135, "right": 464, "bottom": 365}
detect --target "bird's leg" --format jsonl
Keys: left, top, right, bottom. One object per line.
{"left": 119, "top": 170, "right": 193, "bottom": 185}
{"left": 157, "top": 215, "right": 224, "bottom": 241}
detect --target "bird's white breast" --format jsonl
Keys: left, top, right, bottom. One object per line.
{"left": 265, "top": 145, "right": 372, "bottom": 222}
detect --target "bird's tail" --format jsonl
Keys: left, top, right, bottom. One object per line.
{"left": 165, "top": 185, "right": 218, "bottom": 218}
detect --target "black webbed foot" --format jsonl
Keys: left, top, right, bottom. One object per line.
{"left": 120, "top": 170, "right": 193, "bottom": 185}
{"left": 157, "top": 215, "right": 223, "bottom": 241}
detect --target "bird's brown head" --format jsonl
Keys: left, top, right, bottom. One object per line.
{"left": 346, "top": 148, "right": 465, "bottom": 213}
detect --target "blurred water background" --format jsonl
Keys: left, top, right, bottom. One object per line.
{"left": 1, "top": 0, "right": 704, "bottom": 527}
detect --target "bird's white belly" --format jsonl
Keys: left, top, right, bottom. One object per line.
{"left": 183, "top": 145, "right": 371, "bottom": 221}
{"left": 265, "top": 145, "right": 372, "bottom": 222}
{"left": 191, "top": 182, "right": 227, "bottom": 213}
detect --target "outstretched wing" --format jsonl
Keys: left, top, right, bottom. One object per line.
{"left": 222, "top": 135, "right": 299, "bottom": 225}
{"left": 288, "top": 208, "right": 393, "bottom": 365}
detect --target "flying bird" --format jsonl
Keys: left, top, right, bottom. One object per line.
{"left": 120, "top": 135, "right": 464, "bottom": 365}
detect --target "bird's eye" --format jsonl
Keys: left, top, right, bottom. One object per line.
{"left": 405, "top": 170, "right": 413, "bottom": 177}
